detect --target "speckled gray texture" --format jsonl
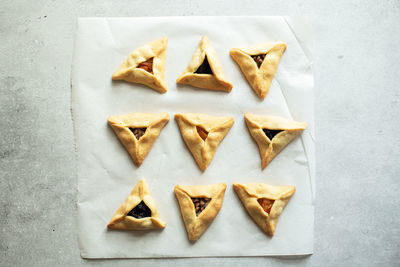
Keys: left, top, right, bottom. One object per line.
{"left": 1, "top": 1, "right": 399, "bottom": 266}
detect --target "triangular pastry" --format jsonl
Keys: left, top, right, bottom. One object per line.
{"left": 112, "top": 37, "right": 168, "bottom": 93}
{"left": 175, "top": 113, "right": 234, "bottom": 171}
{"left": 230, "top": 42, "right": 286, "bottom": 99}
{"left": 245, "top": 112, "right": 307, "bottom": 169}
{"left": 176, "top": 36, "right": 233, "bottom": 92}
{"left": 233, "top": 182, "right": 295, "bottom": 236}
{"left": 108, "top": 112, "right": 169, "bottom": 166}
{"left": 174, "top": 183, "right": 227, "bottom": 242}
{"left": 108, "top": 179, "right": 166, "bottom": 230}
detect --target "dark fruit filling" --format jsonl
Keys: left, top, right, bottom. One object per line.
{"left": 127, "top": 200, "right": 151, "bottom": 219}
{"left": 129, "top": 128, "right": 147, "bottom": 140}
{"left": 195, "top": 56, "right": 213, "bottom": 74}
{"left": 251, "top": 54, "right": 266, "bottom": 68}
{"left": 192, "top": 197, "right": 211, "bottom": 216}
{"left": 262, "top": 129, "right": 283, "bottom": 140}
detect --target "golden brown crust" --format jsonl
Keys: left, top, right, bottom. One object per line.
{"left": 244, "top": 112, "right": 307, "bottom": 169}
{"left": 112, "top": 37, "right": 168, "bottom": 93}
{"left": 174, "top": 183, "right": 227, "bottom": 242}
{"left": 108, "top": 179, "right": 166, "bottom": 230}
{"left": 175, "top": 113, "right": 234, "bottom": 171}
{"left": 230, "top": 42, "right": 286, "bottom": 99}
{"left": 176, "top": 36, "right": 233, "bottom": 92}
{"left": 233, "top": 182, "right": 295, "bottom": 236}
{"left": 108, "top": 112, "right": 170, "bottom": 166}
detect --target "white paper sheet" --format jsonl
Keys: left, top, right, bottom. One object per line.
{"left": 71, "top": 16, "right": 314, "bottom": 258}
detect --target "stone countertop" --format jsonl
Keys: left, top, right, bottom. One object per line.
{"left": 1, "top": 1, "right": 399, "bottom": 266}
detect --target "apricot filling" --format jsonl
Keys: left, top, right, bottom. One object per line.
{"left": 192, "top": 197, "right": 211, "bottom": 216}
{"left": 195, "top": 56, "right": 213, "bottom": 74}
{"left": 251, "top": 54, "right": 266, "bottom": 68}
{"left": 127, "top": 200, "right": 151, "bottom": 219}
{"left": 137, "top": 57, "right": 154, "bottom": 74}
{"left": 196, "top": 126, "right": 209, "bottom": 141}
{"left": 257, "top": 198, "right": 275, "bottom": 214}
{"left": 262, "top": 129, "right": 283, "bottom": 141}
{"left": 129, "top": 128, "right": 147, "bottom": 140}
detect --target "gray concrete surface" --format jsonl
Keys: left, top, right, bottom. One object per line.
{"left": 1, "top": 0, "right": 399, "bottom": 266}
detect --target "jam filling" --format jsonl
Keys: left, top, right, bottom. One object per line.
{"left": 137, "top": 57, "right": 154, "bottom": 74}
{"left": 262, "top": 129, "right": 283, "bottom": 141}
{"left": 196, "top": 126, "right": 209, "bottom": 141}
{"left": 195, "top": 56, "right": 213, "bottom": 74}
{"left": 257, "top": 198, "right": 275, "bottom": 214}
{"left": 192, "top": 197, "right": 211, "bottom": 216}
{"left": 129, "top": 128, "right": 147, "bottom": 140}
{"left": 127, "top": 200, "right": 151, "bottom": 219}
{"left": 251, "top": 54, "right": 266, "bottom": 68}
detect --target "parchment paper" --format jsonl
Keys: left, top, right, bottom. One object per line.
{"left": 71, "top": 16, "right": 315, "bottom": 258}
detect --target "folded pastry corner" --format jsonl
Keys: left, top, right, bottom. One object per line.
{"left": 175, "top": 113, "right": 234, "bottom": 171}
{"left": 233, "top": 182, "right": 295, "bottom": 236}
{"left": 174, "top": 183, "right": 227, "bottom": 242}
{"left": 108, "top": 179, "right": 166, "bottom": 230}
{"left": 244, "top": 112, "right": 307, "bottom": 169}
{"left": 230, "top": 42, "right": 286, "bottom": 99}
{"left": 108, "top": 112, "right": 170, "bottom": 166}
{"left": 112, "top": 37, "right": 168, "bottom": 93}
{"left": 177, "top": 36, "right": 233, "bottom": 92}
